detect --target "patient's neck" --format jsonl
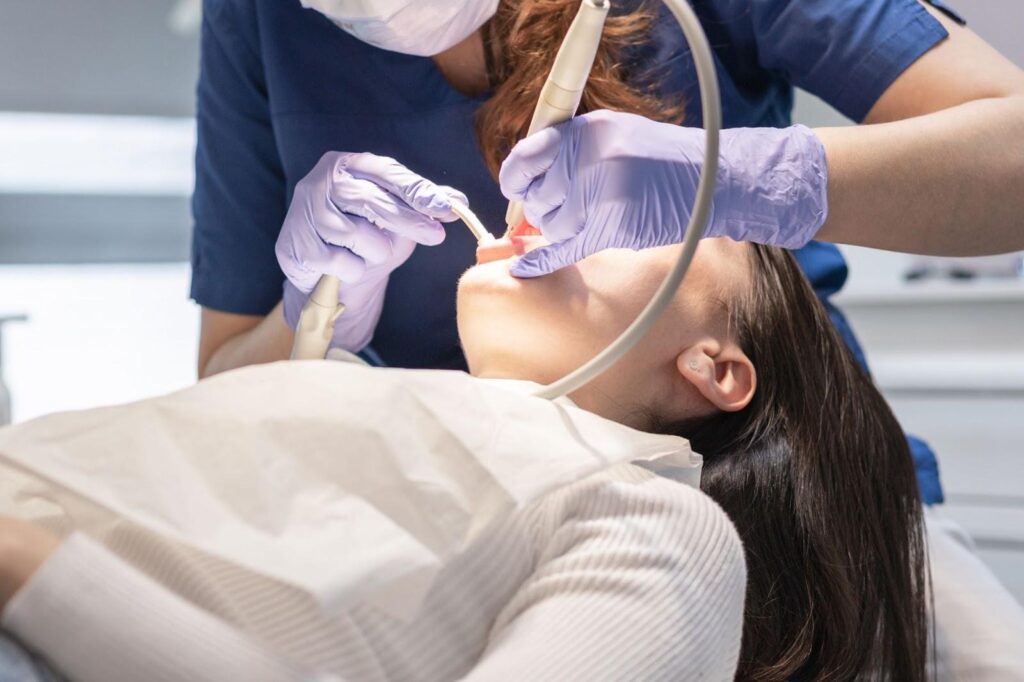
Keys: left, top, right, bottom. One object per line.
{"left": 472, "top": 362, "right": 651, "bottom": 430}
{"left": 469, "top": 356, "right": 562, "bottom": 387}
{"left": 432, "top": 31, "right": 489, "bottom": 96}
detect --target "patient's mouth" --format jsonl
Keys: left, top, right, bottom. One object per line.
{"left": 475, "top": 235, "right": 549, "bottom": 264}
{"left": 476, "top": 218, "right": 547, "bottom": 264}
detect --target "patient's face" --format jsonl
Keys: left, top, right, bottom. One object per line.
{"left": 457, "top": 238, "right": 752, "bottom": 426}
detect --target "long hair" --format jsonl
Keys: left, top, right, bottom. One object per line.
{"left": 653, "top": 245, "right": 929, "bottom": 680}
{"left": 476, "top": 0, "right": 684, "bottom": 180}
{"left": 475, "top": 6, "right": 929, "bottom": 677}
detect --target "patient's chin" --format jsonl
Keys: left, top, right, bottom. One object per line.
{"left": 458, "top": 259, "right": 522, "bottom": 298}
{"left": 456, "top": 262, "right": 517, "bottom": 349}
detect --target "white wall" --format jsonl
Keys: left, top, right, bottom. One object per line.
{"left": 0, "top": 4, "right": 201, "bottom": 419}
{"left": 0, "top": 1, "right": 198, "bottom": 116}
{"left": 1, "top": 264, "right": 198, "bottom": 422}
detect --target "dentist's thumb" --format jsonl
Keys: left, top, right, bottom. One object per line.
{"left": 499, "top": 126, "right": 566, "bottom": 201}
{"left": 509, "top": 237, "right": 582, "bottom": 278}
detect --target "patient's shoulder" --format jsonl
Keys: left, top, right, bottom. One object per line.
{"left": 526, "top": 463, "right": 746, "bottom": 574}
{"left": 493, "top": 463, "right": 747, "bottom": 676}
{"left": 542, "top": 462, "right": 734, "bottom": 522}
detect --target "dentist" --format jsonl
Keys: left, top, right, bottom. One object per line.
{"left": 189, "top": 0, "right": 1024, "bottom": 677}
{"left": 194, "top": 0, "right": 1021, "bottom": 513}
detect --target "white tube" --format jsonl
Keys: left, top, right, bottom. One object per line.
{"left": 450, "top": 200, "right": 494, "bottom": 244}
{"left": 525, "top": 0, "right": 610, "bottom": 135}
{"left": 532, "top": 0, "right": 722, "bottom": 400}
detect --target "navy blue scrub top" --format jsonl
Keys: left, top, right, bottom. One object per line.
{"left": 191, "top": 0, "right": 961, "bottom": 503}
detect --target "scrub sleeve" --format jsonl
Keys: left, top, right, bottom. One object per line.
{"left": 190, "top": 2, "right": 287, "bottom": 316}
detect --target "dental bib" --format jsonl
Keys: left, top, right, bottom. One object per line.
{"left": 0, "top": 361, "right": 698, "bottom": 622}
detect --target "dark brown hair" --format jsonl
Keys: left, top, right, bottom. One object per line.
{"left": 653, "top": 244, "right": 929, "bottom": 680}
{"left": 476, "top": 0, "right": 684, "bottom": 180}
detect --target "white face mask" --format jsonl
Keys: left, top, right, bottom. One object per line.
{"left": 300, "top": 0, "right": 500, "bottom": 57}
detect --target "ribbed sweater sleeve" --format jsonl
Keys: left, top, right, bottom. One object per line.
{"left": 466, "top": 466, "right": 746, "bottom": 681}
{"left": 1, "top": 465, "right": 745, "bottom": 681}
{"left": 1, "top": 534, "right": 322, "bottom": 682}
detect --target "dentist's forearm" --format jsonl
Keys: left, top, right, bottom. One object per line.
{"left": 815, "top": 95, "right": 1024, "bottom": 256}
{"left": 199, "top": 304, "right": 294, "bottom": 379}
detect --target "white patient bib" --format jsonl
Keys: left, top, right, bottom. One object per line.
{"left": 0, "top": 362, "right": 699, "bottom": 621}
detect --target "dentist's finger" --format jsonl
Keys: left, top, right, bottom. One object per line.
{"left": 332, "top": 173, "right": 446, "bottom": 246}
{"left": 509, "top": 237, "right": 583, "bottom": 278}
{"left": 282, "top": 239, "right": 368, "bottom": 291}
{"left": 339, "top": 152, "right": 467, "bottom": 224}
{"left": 499, "top": 126, "right": 565, "bottom": 201}
{"left": 519, "top": 151, "right": 573, "bottom": 238}
{"left": 311, "top": 202, "right": 396, "bottom": 266}
{"left": 314, "top": 244, "right": 367, "bottom": 285}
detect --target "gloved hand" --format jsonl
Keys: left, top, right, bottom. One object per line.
{"left": 277, "top": 151, "right": 466, "bottom": 351}
{"left": 499, "top": 110, "right": 829, "bottom": 277}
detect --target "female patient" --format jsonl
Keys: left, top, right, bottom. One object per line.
{"left": 0, "top": 239, "right": 926, "bottom": 681}
{"left": 461, "top": 238, "right": 929, "bottom": 680}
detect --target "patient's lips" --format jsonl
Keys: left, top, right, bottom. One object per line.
{"left": 476, "top": 235, "right": 549, "bottom": 264}
{"left": 509, "top": 218, "right": 542, "bottom": 239}
{"left": 475, "top": 219, "right": 548, "bottom": 265}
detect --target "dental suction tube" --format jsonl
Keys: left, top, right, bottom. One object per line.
{"left": 532, "top": 0, "right": 722, "bottom": 400}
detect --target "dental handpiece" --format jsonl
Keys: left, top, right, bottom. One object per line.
{"left": 290, "top": 200, "right": 492, "bottom": 361}
{"left": 504, "top": 0, "right": 610, "bottom": 235}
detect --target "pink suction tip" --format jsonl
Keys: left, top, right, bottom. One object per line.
{"left": 475, "top": 235, "right": 548, "bottom": 265}
{"left": 509, "top": 218, "right": 542, "bottom": 238}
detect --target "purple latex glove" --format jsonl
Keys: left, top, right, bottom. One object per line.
{"left": 499, "top": 110, "right": 829, "bottom": 277}
{"left": 276, "top": 151, "right": 466, "bottom": 351}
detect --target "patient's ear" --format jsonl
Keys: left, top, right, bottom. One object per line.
{"left": 676, "top": 341, "right": 756, "bottom": 412}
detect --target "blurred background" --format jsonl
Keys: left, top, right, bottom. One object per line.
{"left": 0, "top": 1, "right": 1021, "bottom": 599}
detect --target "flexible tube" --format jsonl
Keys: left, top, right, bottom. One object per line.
{"left": 451, "top": 200, "right": 494, "bottom": 244}
{"left": 532, "top": 0, "right": 721, "bottom": 400}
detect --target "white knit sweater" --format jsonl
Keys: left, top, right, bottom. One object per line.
{"left": 2, "top": 463, "right": 746, "bottom": 682}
